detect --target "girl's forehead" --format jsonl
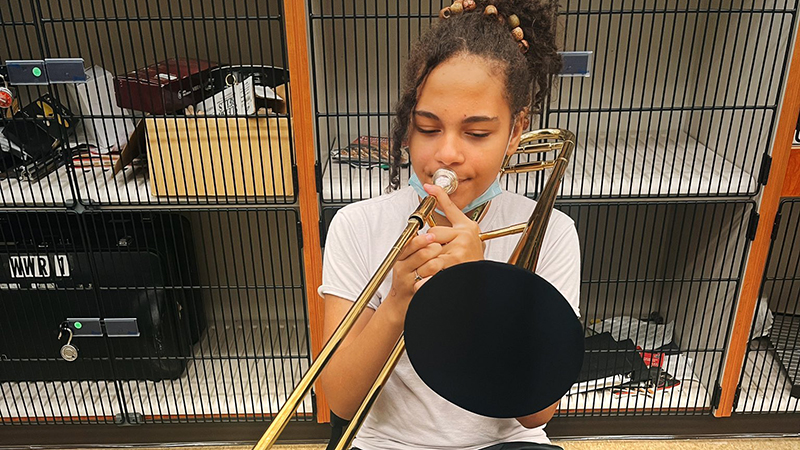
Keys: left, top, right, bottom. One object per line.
{"left": 415, "top": 55, "right": 510, "bottom": 120}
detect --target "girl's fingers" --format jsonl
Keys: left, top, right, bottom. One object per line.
{"left": 398, "top": 232, "right": 435, "bottom": 260}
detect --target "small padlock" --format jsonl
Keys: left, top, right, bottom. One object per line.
{"left": 0, "top": 74, "right": 14, "bottom": 110}
{"left": 58, "top": 326, "right": 79, "bottom": 362}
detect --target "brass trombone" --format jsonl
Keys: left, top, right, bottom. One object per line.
{"left": 253, "top": 128, "right": 577, "bottom": 450}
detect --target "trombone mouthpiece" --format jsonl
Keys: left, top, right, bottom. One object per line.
{"left": 433, "top": 168, "right": 458, "bottom": 194}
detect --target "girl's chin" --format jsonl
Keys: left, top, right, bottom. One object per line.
{"left": 448, "top": 194, "right": 473, "bottom": 211}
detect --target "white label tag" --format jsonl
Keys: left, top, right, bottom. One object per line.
{"left": 54, "top": 254, "right": 70, "bottom": 277}
{"left": 8, "top": 254, "right": 69, "bottom": 278}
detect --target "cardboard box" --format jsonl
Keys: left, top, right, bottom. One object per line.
{"left": 145, "top": 117, "right": 294, "bottom": 198}
{"left": 114, "top": 59, "right": 216, "bottom": 115}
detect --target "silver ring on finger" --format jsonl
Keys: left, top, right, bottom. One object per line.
{"left": 414, "top": 269, "right": 423, "bottom": 282}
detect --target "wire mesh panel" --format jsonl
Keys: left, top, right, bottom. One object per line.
{"left": 737, "top": 199, "right": 800, "bottom": 414}
{"left": 0, "top": 211, "right": 120, "bottom": 424}
{"left": 320, "top": 201, "right": 752, "bottom": 417}
{"left": 80, "top": 209, "right": 313, "bottom": 423}
{"left": 555, "top": 200, "right": 752, "bottom": 416}
{"left": 309, "top": 1, "right": 435, "bottom": 203}
{"left": 2, "top": 0, "right": 315, "bottom": 427}
{"left": 546, "top": 0, "right": 796, "bottom": 198}
{"left": 0, "top": 2, "right": 78, "bottom": 207}
{"left": 2, "top": 0, "right": 295, "bottom": 207}
{"left": 309, "top": 0, "right": 797, "bottom": 203}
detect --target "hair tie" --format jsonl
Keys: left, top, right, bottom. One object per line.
{"left": 437, "top": 0, "right": 528, "bottom": 54}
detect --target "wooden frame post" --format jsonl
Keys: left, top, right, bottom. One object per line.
{"left": 283, "top": 0, "right": 330, "bottom": 423}
{"left": 715, "top": 23, "right": 800, "bottom": 417}
{"left": 780, "top": 147, "right": 800, "bottom": 197}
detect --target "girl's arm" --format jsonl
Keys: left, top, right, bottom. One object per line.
{"left": 318, "top": 293, "right": 406, "bottom": 420}
{"left": 319, "top": 232, "right": 443, "bottom": 419}
{"left": 515, "top": 400, "right": 559, "bottom": 429}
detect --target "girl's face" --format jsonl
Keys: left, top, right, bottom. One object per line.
{"left": 409, "top": 53, "right": 524, "bottom": 210}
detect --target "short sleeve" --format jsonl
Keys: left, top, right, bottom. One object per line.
{"left": 317, "top": 210, "right": 378, "bottom": 309}
{"left": 536, "top": 218, "right": 581, "bottom": 318}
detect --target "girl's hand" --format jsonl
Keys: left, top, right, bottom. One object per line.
{"left": 423, "top": 183, "right": 485, "bottom": 268}
{"left": 384, "top": 232, "right": 443, "bottom": 321}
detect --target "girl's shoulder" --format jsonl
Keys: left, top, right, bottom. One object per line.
{"left": 337, "top": 187, "right": 417, "bottom": 217}
{"left": 332, "top": 187, "right": 419, "bottom": 234}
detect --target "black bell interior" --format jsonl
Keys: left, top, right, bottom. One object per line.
{"left": 404, "top": 260, "right": 585, "bottom": 418}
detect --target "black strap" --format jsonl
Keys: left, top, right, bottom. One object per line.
{"left": 326, "top": 411, "right": 352, "bottom": 450}
{"left": 479, "top": 443, "right": 563, "bottom": 450}
{"left": 350, "top": 442, "right": 562, "bottom": 450}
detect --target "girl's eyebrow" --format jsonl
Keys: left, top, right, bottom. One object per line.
{"left": 414, "top": 110, "right": 499, "bottom": 124}
{"left": 413, "top": 110, "right": 440, "bottom": 121}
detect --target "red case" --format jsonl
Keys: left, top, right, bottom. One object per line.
{"left": 114, "top": 58, "right": 217, "bottom": 114}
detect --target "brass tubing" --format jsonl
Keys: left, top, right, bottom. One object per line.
{"left": 518, "top": 141, "right": 563, "bottom": 153}
{"left": 501, "top": 160, "right": 556, "bottom": 174}
{"left": 333, "top": 129, "right": 576, "bottom": 445}
{"left": 252, "top": 131, "right": 575, "bottom": 449}
{"left": 334, "top": 337, "right": 407, "bottom": 450}
{"left": 252, "top": 196, "right": 437, "bottom": 450}
{"left": 479, "top": 222, "right": 527, "bottom": 241}
{"left": 507, "top": 129, "right": 575, "bottom": 271}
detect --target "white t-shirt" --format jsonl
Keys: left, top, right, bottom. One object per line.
{"left": 318, "top": 186, "right": 581, "bottom": 450}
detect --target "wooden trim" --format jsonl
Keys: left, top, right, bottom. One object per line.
{"left": 545, "top": 414, "right": 800, "bottom": 438}
{"left": 0, "top": 421, "right": 331, "bottom": 447}
{"left": 715, "top": 24, "right": 800, "bottom": 417}
{"left": 0, "top": 413, "right": 314, "bottom": 425}
{"left": 2, "top": 415, "right": 798, "bottom": 446}
{"left": 780, "top": 146, "right": 800, "bottom": 197}
{"left": 283, "top": 0, "right": 329, "bottom": 423}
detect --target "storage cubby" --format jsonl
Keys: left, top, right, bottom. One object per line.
{"left": 2, "top": 0, "right": 799, "bottom": 435}
{"left": 737, "top": 198, "right": 800, "bottom": 414}
{"left": 310, "top": 1, "right": 794, "bottom": 203}
{"left": 1, "top": 0, "right": 296, "bottom": 208}
{"left": 0, "top": 209, "right": 313, "bottom": 423}
{"left": 555, "top": 201, "right": 752, "bottom": 415}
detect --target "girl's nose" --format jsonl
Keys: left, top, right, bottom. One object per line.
{"left": 435, "top": 133, "right": 465, "bottom": 166}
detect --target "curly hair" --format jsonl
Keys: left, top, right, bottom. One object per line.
{"left": 388, "top": 0, "right": 562, "bottom": 190}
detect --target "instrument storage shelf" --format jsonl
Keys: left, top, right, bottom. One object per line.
{"left": 0, "top": 165, "right": 76, "bottom": 208}
{"left": 559, "top": 352, "right": 712, "bottom": 415}
{"left": 737, "top": 345, "right": 800, "bottom": 414}
{"left": 737, "top": 199, "right": 800, "bottom": 415}
{"left": 0, "top": 121, "right": 296, "bottom": 208}
{"left": 320, "top": 129, "right": 758, "bottom": 203}
{"left": 1, "top": 0, "right": 799, "bottom": 437}
{"left": 312, "top": 2, "right": 790, "bottom": 203}
{"left": 0, "top": 320, "right": 313, "bottom": 423}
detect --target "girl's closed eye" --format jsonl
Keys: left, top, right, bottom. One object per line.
{"left": 467, "top": 131, "right": 491, "bottom": 138}
{"left": 415, "top": 126, "right": 441, "bottom": 135}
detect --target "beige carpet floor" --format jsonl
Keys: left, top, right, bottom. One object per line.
{"left": 68, "top": 440, "right": 800, "bottom": 450}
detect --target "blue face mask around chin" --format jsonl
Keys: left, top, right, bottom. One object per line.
{"left": 408, "top": 171, "right": 502, "bottom": 215}
{"left": 407, "top": 122, "right": 514, "bottom": 216}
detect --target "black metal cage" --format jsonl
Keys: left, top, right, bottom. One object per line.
{"left": 737, "top": 198, "right": 800, "bottom": 414}
{"left": 1, "top": 0, "right": 296, "bottom": 208}
{"left": 1, "top": 0, "right": 311, "bottom": 426}
{"left": 311, "top": 0, "right": 795, "bottom": 419}
{"left": 310, "top": 1, "right": 797, "bottom": 204}
{"left": 0, "top": 208, "right": 312, "bottom": 424}
{"left": 1, "top": 0, "right": 798, "bottom": 431}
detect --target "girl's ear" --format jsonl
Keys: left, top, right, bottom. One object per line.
{"left": 506, "top": 108, "right": 530, "bottom": 157}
